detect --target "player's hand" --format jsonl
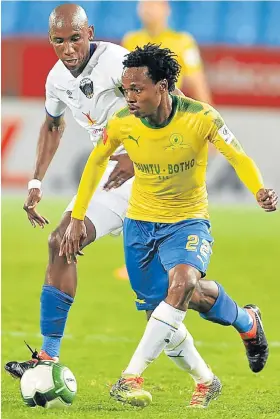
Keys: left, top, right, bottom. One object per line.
{"left": 23, "top": 188, "right": 49, "bottom": 228}
{"left": 103, "top": 154, "right": 134, "bottom": 190}
{"left": 256, "top": 188, "right": 278, "bottom": 212}
{"left": 59, "top": 218, "right": 87, "bottom": 264}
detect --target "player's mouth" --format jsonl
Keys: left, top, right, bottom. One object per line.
{"left": 63, "top": 58, "right": 79, "bottom": 67}
{"left": 128, "top": 105, "right": 139, "bottom": 114}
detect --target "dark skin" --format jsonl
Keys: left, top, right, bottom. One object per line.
{"left": 23, "top": 5, "right": 131, "bottom": 296}
{"left": 60, "top": 66, "right": 278, "bottom": 312}
{"left": 24, "top": 3, "right": 133, "bottom": 228}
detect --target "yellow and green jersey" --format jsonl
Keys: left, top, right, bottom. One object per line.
{"left": 122, "top": 29, "right": 203, "bottom": 89}
{"left": 72, "top": 96, "right": 264, "bottom": 223}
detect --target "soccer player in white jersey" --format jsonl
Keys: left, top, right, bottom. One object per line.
{"left": 5, "top": 4, "right": 222, "bottom": 405}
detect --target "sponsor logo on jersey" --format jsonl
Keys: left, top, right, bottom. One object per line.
{"left": 165, "top": 133, "right": 190, "bottom": 150}
{"left": 82, "top": 111, "right": 96, "bottom": 125}
{"left": 79, "top": 77, "right": 94, "bottom": 99}
{"left": 127, "top": 134, "right": 140, "bottom": 146}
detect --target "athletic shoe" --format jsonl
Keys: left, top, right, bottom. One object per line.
{"left": 110, "top": 375, "right": 152, "bottom": 407}
{"left": 240, "top": 304, "right": 269, "bottom": 373}
{"left": 188, "top": 375, "right": 222, "bottom": 408}
{"left": 5, "top": 342, "right": 58, "bottom": 379}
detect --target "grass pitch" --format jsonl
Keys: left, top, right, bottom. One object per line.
{"left": 2, "top": 197, "right": 280, "bottom": 419}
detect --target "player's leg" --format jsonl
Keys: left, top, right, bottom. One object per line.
{"left": 156, "top": 221, "right": 221, "bottom": 407}
{"left": 110, "top": 219, "right": 162, "bottom": 406}
{"left": 40, "top": 210, "right": 97, "bottom": 361}
{"left": 5, "top": 199, "right": 123, "bottom": 379}
{"left": 189, "top": 279, "right": 269, "bottom": 373}
{"left": 146, "top": 308, "right": 215, "bottom": 390}
{"left": 110, "top": 219, "right": 220, "bottom": 408}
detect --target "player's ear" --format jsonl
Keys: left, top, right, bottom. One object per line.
{"left": 89, "top": 25, "right": 94, "bottom": 41}
{"left": 159, "top": 79, "right": 168, "bottom": 92}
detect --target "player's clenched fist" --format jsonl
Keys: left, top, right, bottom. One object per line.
{"left": 256, "top": 188, "right": 278, "bottom": 212}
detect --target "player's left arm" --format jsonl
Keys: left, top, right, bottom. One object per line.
{"left": 59, "top": 124, "right": 121, "bottom": 263}
{"left": 181, "top": 34, "right": 212, "bottom": 104}
{"left": 207, "top": 112, "right": 278, "bottom": 212}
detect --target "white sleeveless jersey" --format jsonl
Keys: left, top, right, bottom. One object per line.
{"left": 45, "top": 41, "right": 128, "bottom": 145}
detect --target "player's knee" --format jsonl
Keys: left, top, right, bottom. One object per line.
{"left": 169, "top": 265, "right": 198, "bottom": 300}
{"left": 48, "top": 230, "right": 62, "bottom": 253}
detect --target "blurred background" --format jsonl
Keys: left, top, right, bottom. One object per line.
{"left": 2, "top": 3, "right": 280, "bottom": 416}
{"left": 2, "top": 0, "right": 280, "bottom": 198}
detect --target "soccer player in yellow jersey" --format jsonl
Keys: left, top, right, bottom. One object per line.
{"left": 118, "top": 0, "right": 212, "bottom": 280}
{"left": 122, "top": 0, "right": 212, "bottom": 103}
{"left": 60, "top": 45, "right": 278, "bottom": 408}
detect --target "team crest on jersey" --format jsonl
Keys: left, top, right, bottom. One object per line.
{"left": 165, "top": 134, "right": 189, "bottom": 150}
{"left": 79, "top": 78, "right": 94, "bottom": 99}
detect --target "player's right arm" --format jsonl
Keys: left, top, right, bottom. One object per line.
{"left": 59, "top": 120, "right": 121, "bottom": 263}
{"left": 24, "top": 73, "right": 67, "bottom": 228}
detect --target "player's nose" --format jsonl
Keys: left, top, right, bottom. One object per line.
{"left": 63, "top": 42, "right": 75, "bottom": 56}
{"left": 126, "top": 91, "right": 137, "bottom": 103}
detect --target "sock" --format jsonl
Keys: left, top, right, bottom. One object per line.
{"left": 164, "top": 323, "right": 213, "bottom": 384}
{"left": 199, "top": 282, "right": 253, "bottom": 332}
{"left": 233, "top": 306, "right": 254, "bottom": 334}
{"left": 40, "top": 285, "right": 74, "bottom": 357}
{"left": 199, "top": 282, "right": 238, "bottom": 326}
{"left": 124, "top": 301, "right": 186, "bottom": 376}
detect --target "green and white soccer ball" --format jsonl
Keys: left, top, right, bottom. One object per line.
{"left": 20, "top": 361, "right": 77, "bottom": 408}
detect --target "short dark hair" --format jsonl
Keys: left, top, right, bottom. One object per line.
{"left": 123, "top": 43, "right": 181, "bottom": 92}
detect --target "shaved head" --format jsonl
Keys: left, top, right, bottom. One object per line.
{"left": 49, "top": 4, "right": 88, "bottom": 32}
{"left": 48, "top": 4, "right": 93, "bottom": 77}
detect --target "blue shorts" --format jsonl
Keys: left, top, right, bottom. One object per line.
{"left": 124, "top": 218, "right": 213, "bottom": 311}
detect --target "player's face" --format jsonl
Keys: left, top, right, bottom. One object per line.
{"left": 138, "top": 1, "right": 170, "bottom": 27}
{"left": 49, "top": 24, "right": 93, "bottom": 72}
{"left": 122, "top": 67, "right": 163, "bottom": 118}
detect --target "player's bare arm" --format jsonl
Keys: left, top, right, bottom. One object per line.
{"left": 23, "top": 113, "right": 65, "bottom": 228}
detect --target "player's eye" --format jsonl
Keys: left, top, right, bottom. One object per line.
{"left": 71, "top": 36, "right": 80, "bottom": 42}
{"left": 53, "top": 38, "right": 63, "bottom": 44}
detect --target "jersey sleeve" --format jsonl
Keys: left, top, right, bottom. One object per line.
{"left": 72, "top": 118, "right": 122, "bottom": 220}
{"left": 107, "top": 45, "right": 130, "bottom": 88}
{"left": 180, "top": 33, "right": 203, "bottom": 76}
{"left": 45, "top": 74, "right": 67, "bottom": 117}
{"left": 206, "top": 109, "right": 264, "bottom": 195}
